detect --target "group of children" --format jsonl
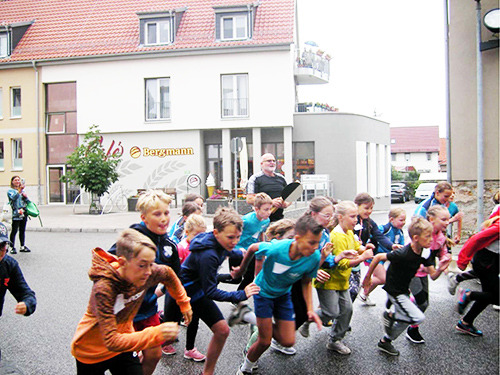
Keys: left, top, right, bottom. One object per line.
{"left": 2, "top": 182, "right": 495, "bottom": 374}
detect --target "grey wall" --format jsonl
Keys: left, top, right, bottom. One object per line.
{"left": 293, "top": 112, "right": 390, "bottom": 209}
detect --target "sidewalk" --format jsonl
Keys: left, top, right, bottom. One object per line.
{"left": 21, "top": 201, "right": 310, "bottom": 233}
{"left": 25, "top": 204, "right": 187, "bottom": 233}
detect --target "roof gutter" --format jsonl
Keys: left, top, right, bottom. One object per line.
{"left": 31, "top": 60, "right": 42, "bottom": 204}
{"left": 0, "top": 43, "right": 292, "bottom": 69}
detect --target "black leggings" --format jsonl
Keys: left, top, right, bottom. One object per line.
{"left": 463, "top": 249, "right": 499, "bottom": 325}
{"left": 164, "top": 294, "right": 200, "bottom": 350}
{"left": 10, "top": 217, "right": 27, "bottom": 247}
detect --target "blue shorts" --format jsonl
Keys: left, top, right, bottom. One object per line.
{"left": 254, "top": 292, "right": 295, "bottom": 321}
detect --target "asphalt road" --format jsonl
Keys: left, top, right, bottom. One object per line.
{"left": 0, "top": 203, "right": 498, "bottom": 375}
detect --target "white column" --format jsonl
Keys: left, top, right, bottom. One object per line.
{"left": 368, "top": 142, "right": 377, "bottom": 196}
{"left": 222, "top": 129, "right": 232, "bottom": 190}
{"left": 283, "top": 126, "right": 293, "bottom": 183}
{"left": 356, "top": 141, "right": 367, "bottom": 193}
{"left": 385, "top": 145, "right": 391, "bottom": 196}
{"left": 252, "top": 127, "right": 261, "bottom": 174}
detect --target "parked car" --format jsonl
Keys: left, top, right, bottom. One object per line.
{"left": 391, "top": 183, "right": 410, "bottom": 203}
{"left": 414, "top": 182, "right": 437, "bottom": 204}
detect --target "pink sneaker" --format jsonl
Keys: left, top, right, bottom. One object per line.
{"left": 162, "top": 344, "right": 176, "bottom": 356}
{"left": 184, "top": 347, "right": 206, "bottom": 362}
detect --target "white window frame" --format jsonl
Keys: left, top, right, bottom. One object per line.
{"left": 0, "top": 139, "right": 4, "bottom": 171}
{"left": 221, "top": 74, "right": 249, "bottom": 118}
{"left": 145, "top": 20, "right": 172, "bottom": 46}
{"left": 0, "top": 88, "right": 3, "bottom": 119}
{"left": 0, "top": 34, "right": 7, "bottom": 57}
{"left": 220, "top": 14, "right": 248, "bottom": 41}
{"left": 11, "top": 87, "right": 21, "bottom": 118}
{"left": 46, "top": 113, "right": 67, "bottom": 134}
{"left": 145, "top": 78, "right": 171, "bottom": 121}
{"left": 12, "top": 138, "right": 22, "bottom": 170}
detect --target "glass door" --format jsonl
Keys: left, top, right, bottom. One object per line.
{"left": 47, "top": 165, "right": 65, "bottom": 203}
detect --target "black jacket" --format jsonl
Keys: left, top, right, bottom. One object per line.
{"left": 0, "top": 254, "right": 36, "bottom": 317}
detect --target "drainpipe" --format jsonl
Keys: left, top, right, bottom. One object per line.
{"left": 474, "top": 0, "right": 484, "bottom": 230}
{"left": 444, "top": 0, "right": 452, "bottom": 183}
{"left": 32, "top": 60, "right": 42, "bottom": 205}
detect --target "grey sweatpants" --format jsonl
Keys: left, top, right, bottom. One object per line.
{"left": 316, "top": 289, "right": 352, "bottom": 342}
{"left": 385, "top": 293, "right": 425, "bottom": 341}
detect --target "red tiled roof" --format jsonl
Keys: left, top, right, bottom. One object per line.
{"left": 390, "top": 126, "right": 440, "bottom": 153}
{"left": 0, "top": 0, "right": 294, "bottom": 63}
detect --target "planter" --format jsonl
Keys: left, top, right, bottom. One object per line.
{"left": 206, "top": 198, "right": 229, "bottom": 215}
{"left": 234, "top": 200, "right": 253, "bottom": 215}
{"left": 128, "top": 197, "right": 139, "bottom": 212}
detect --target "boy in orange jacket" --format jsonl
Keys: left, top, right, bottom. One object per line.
{"left": 71, "top": 229, "right": 192, "bottom": 375}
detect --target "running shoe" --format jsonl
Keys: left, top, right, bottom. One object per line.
{"left": 161, "top": 344, "right": 176, "bottom": 355}
{"left": 377, "top": 339, "right": 399, "bottom": 356}
{"left": 447, "top": 273, "right": 459, "bottom": 295}
{"left": 326, "top": 340, "right": 351, "bottom": 355}
{"left": 359, "top": 290, "right": 376, "bottom": 306}
{"left": 406, "top": 326, "right": 425, "bottom": 344}
{"left": 298, "top": 322, "right": 310, "bottom": 338}
{"left": 184, "top": 348, "right": 206, "bottom": 362}
{"left": 455, "top": 320, "right": 483, "bottom": 337}
{"left": 270, "top": 338, "right": 296, "bottom": 355}
{"left": 457, "top": 288, "right": 471, "bottom": 314}
{"left": 227, "top": 302, "right": 252, "bottom": 327}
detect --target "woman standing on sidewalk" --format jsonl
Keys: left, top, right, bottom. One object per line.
{"left": 7, "top": 176, "right": 30, "bottom": 254}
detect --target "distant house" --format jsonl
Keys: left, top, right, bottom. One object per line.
{"left": 390, "top": 126, "right": 440, "bottom": 174}
{"left": 438, "top": 138, "right": 447, "bottom": 173}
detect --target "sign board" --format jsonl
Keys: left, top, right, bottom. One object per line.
{"left": 230, "top": 137, "right": 243, "bottom": 154}
{"left": 187, "top": 174, "right": 201, "bottom": 188}
{"left": 301, "top": 174, "right": 330, "bottom": 190}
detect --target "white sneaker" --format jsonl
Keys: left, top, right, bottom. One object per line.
{"left": 359, "top": 291, "right": 376, "bottom": 306}
{"left": 270, "top": 338, "right": 296, "bottom": 355}
{"left": 447, "top": 273, "right": 459, "bottom": 295}
{"left": 298, "top": 322, "right": 310, "bottom": 338}
{"left": 326, "top": 340, "right": 351, "bottom": 355}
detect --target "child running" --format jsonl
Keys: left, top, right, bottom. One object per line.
{"left": 177, "top": 207, "right": 260, "bottom": 375}
{"left": 352, "top": 193, "right": 398, "bottom": 304}
{"left": 363, "top": 217, "right": 450, "bottom": 356}
{"left": 455, "top": 205, "right": 499, "bottom": 336}
{"left": 361, "top": 207, "right": 406, "bottom": 306}
{"left": 309, "top": 200, "right": 373, "bottom": 355}
{"left": 71, "top": 229, "right": 192, "bottom": 374}
{"left": 406, "top": 205, "right": 451, "bottom": 344}
{"left": 237, "top": 214, "right": 342, "bottom": 374}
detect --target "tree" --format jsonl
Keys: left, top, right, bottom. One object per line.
{"left": 61, "top": 125, "right": 121, "bottom": 213}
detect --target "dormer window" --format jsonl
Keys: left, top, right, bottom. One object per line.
{"left": 137, "top": 8, "right": 186, "bottom": 47}
{"left": 0, "top": 33, "right": 8, "bottom": 57}
{"left": 214, "top": 3, "right": 258, "bottom": 42}
{"left": 146, "top": 20, "right": 171, "bottom": 45}
{"left": 221, "top": 14, "right": 248, "bottom": 41}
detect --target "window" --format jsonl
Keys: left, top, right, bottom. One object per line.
{"left": 221, "top": 74, "right": 248, "bottom": 118}
{"left": 11, "top": 87, "right": 21, "bottom": 118}
{"left": 293, "top": 142, "right": 315, "bottom": 179}
{"left": 0, "top": 89, "right": 3, "bottom": 119}
{"left": 0, "top": 33, "right": 7, "bottom": 57}
{"left": 426, "top": 152, "right": 432, "bottom": 161}
{"left": 0, "top": 140, "right": 4, "bottom": 170}
{"left": 12, "top": 138, "right": 22, "bottom": 170}
{"left": 145, "top": 78, "right": 170, "bottom": 121}
{"left": 145, "top": 20, "right": 171, "bottom": 45}
{"left": 221, "top": 14, "right": 248, "bottom": 40}
{"left": 391, "top": 153, "right": 396, "bottom": 162}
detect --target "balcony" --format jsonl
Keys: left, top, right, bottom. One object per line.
{"left": 295, "top": 50, "right": 330, "bottom": 85}
{"left": 221, "top": 98, "right": 249, "bottom": 118}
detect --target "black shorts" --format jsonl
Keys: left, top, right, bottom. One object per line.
{"left": 76, "top": 351, "right": 142, "bottom": 375}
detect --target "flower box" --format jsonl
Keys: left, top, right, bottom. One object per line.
{"left": 206, "top": 198, "right": 229, "bottom": 215}
{"left": 127, "top": 197, "right": 139, "bottom": 212}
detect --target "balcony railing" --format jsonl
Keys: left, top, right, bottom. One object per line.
{"left": 295, "top": 50, "right": 330, "bottom": 84}
{"left": 221, "top": 98, "right": 249, "bottom": 118}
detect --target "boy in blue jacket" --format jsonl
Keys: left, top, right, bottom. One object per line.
{"left": 178, "top": 207, "right": 260, "bottom": 375}
{"left": 0, "top": 222, "right": 36, "bottom": 361}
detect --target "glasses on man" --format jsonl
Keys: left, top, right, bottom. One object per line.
{"left": 263, "top": 159, "right": 276, "bottom": 163}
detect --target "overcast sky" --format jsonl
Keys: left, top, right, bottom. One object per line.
{"left": 296, "top": 0, "right": 448, "bottom": 136}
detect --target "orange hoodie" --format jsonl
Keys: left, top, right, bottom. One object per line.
{"left": 71, "top": 248, "right": 191, "bottom": 364}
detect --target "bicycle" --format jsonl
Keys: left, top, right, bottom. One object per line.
{"left": 100, "top": 187, "right": 128, "bottom": 214}
{"left": 72, "top": 190, "right": 90, "bottom": 214}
